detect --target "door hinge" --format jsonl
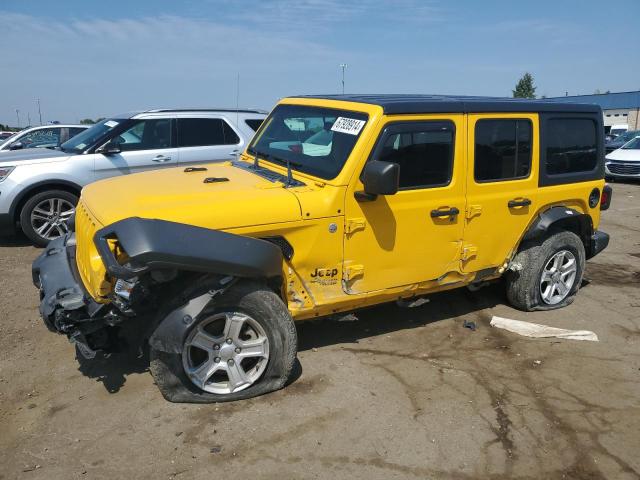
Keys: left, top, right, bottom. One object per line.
{"left": 461, "top": 244, "right": 478, "bottom": 261}
{"left": 346, "top": 218, "right": 366, "bottom": 234}
{"left": 344, "top": 264, "right": 364, "bottom": 280}
{"left": 466, "top": 205, "right": 482, "bottom": 219}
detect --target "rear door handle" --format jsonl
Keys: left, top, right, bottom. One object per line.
{"left": 430, "top": 207, "right": 460, "bottom": 218}
{"left": 229, "top": 149, "right": 240, "bottom": 157}
{"left": 508, "top": 198, "right": 532, "bottom": 208}
{"left": 152, "top": 155, "right": 172, "bottom": 163}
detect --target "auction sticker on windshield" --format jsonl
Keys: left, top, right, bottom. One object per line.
{"left": 331, "top": 117, "right": 366, "bottom": 136}
{"left": 104, "top": 120, "right": 119, "bottom": 128}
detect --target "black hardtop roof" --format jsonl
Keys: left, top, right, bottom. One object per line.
{"left": 292, "top": 94, "right": 601, "bottom": 115}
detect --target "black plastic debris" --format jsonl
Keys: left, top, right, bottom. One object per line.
{"left": 463, "top": 320, "right": 477, "bottom": 331}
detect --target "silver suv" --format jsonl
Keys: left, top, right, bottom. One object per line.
{"left": 0, "top": 109, "right": 265, "bottom": 246}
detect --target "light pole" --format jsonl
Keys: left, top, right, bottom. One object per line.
{"left": 340, "top": 63, "right": 348, "bottom": 94}
{"left": 15, "top": 109, "right": 20, "bottom": 128}
{"left": 37, "top": 98, "right": 42, "bottom": 125}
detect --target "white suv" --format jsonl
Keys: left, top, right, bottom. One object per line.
{"left": 0, "top": 109, "right": 266, "bottom": 245}
{"left": 0, "top": 124, "right": 88, "bottom": 151}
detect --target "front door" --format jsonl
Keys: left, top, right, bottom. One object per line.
{"left": 462, "top": 114, "right": 539, "bottom": 273}
{"left": 94, "top": 118, "right": 177, "bottom": 180}
{"left": 343, "top": 115, "right": 466, "bottom": 294}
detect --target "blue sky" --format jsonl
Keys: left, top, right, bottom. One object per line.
{"left": 1, "top": 0, "right": 638, "bottom": 126}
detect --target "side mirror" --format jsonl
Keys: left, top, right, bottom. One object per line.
{"left": 96, "top": 139, "right": 121, "bottom": 155}
{"left": 356, "top": 160, "right": 400, "bottom": 201}
{"left": 9, "top": 141, "right": 24, "bottom": 151}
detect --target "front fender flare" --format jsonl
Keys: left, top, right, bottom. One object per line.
{"left": 94, "top": 217, "right": 283, "bottom": 280}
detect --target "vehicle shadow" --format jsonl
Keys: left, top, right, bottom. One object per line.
{"left": 75, "top": 321, "right": 150, "bottom": 394}
{"left": 0, "top": 233, "right": 32, "bottom": 247}
{"left": 74, "top": 284, "right": 505, "bottom": 394}
{"left": 296, "top": 282, "right": 505, "bottom": 352}
{"left": 75, "top": 344, "right": 149, "bottom": 394}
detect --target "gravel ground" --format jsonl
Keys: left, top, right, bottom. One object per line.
{"left": 1, "top": 182, "right": 639, "bottom": 480}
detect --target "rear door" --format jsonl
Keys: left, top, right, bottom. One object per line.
{"left": 176, "top": 117, "right": 244, "bottom": 165}
{"left": 93, "top": 118, "right": 177, "bottom": 180}
{"left": 462, "top": 113, "right": 539, "bottom": 272}
{"left": 343, "top": 115, "right": 466, "bottom": 293}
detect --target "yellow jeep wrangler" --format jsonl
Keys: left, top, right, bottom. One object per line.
{"left": 33, "top": 95, "right": 612, "bottom": 402}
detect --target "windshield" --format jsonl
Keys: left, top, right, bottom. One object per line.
{"left": 248, "top": 104, "right": 368, "bottom": 180}
{"left": 60, "top": 118, "right": 124, "bottom": 154}
{"left": 615, "top": 130, "right": 639, "bottom": 143}
{"left": 622, "top": 137, "right": 640, "bottom": 150}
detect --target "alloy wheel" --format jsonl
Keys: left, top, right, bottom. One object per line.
{"left": 30, "top": 198, "right": 75, "bottom": 241}
{"left": 539, "top": 250, "right": 577, "bottom": 305}
{"left": 182, "top": 312, "right": 270, "bottom": 395}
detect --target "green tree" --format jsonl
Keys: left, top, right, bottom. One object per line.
{"left": 512, "top": 72, "right": 536, "bottom": 99}
{"left": 80, "top": 118, "right": 95, "bottom": 125}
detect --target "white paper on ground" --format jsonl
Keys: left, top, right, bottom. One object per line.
{"left": 490, "top": 316, "right": 599, "bottom": 341}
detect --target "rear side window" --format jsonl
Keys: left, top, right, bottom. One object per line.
{"left": 545, "top": 119, "right": 597, "bottom": 175}
{"left": 177, "top": 118, "right": 240, "bottom": 147}
{"left": 475, "top": 119, "right": 532, "bottom": 182}
{"left": 69, "top": 127, "right": 86, "bottom": 138}
{"left": 375, "top": 121, "right": 455, "bottom": 189}
{"left": 245, "top": 119, "right": 264, "bottom": 131}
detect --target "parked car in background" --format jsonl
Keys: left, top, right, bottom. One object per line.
{"left": 605, "top": 135, "right": 640, "bottom": 180}
{"left": 0, "top": 124, "right": 88, "bottom": 152}
{"left": 0, "top": 131, "right": 15, "bottom": 141}
{"left": 605, "top": 129, "right": 639, "bottom": 153}
{"left": 606, "top": 123, "right": 628, "bottom": 141}
{"left": 0, "top": 109, "right": 266, "bottom": 245}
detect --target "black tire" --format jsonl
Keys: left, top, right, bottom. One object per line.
{"left": 19, "top": 189, "right": 78, "bottom": 247}
{"left": 149, "top": 280, "right": 297, "bottom": 403}
{"left": 506, "top": 230, "right": 586, "bottom": 311}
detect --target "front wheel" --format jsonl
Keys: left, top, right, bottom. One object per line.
{"left": 150, "top": 280, "right": 298, "bottom": 403}
{"left": 20, "top": 190, "right": 78, "bottom": 247}
{"left": 506, "top": 230, "right": 586, "bottom": 311}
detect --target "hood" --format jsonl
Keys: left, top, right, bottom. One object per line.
{"left": 0, "top": 147, "right": 71, "bottom": 166}
{"left": 606, "top": 149, "right": 640, "bottom": 162}
{"left": 81, "top": 161, "right": 303, "bottom": 230}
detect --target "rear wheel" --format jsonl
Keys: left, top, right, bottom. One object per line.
{"left": 150, "top": 280, "right": 297, "bottom": 403}
{"left": 506, "top": 230, "right": 585, "bottom": 311}
{"left": 20, "top": 190, "right": 78, "bottom": 247}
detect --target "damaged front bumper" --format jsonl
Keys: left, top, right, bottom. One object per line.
{"left": 32, "top": 234, "right": 112, "bottom": 357}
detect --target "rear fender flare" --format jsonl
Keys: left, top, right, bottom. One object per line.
{"left": 521, "top": 206, "right": 593, "bottom": 246}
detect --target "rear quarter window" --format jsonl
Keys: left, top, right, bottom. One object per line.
{"left": 539, "top": 113, "right": 604, "bottom": 186}
{"left": 245, "top": 119, "right": 264, "bottom": 131}
{"left": 546, "top": 119, "right": 597, "bottom": 175}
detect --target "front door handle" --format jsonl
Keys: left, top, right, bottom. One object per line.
{"left": 152, "top": 155, "right": 172, "bottom": 163}
{"left": 508, "top": 198, "right": 532, "bottom": 208}
{"left": 430, "top": 207, "right": 460, "bottom": 218}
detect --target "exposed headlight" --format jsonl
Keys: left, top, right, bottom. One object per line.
{"left": 0, "top": 166, "right": 14, "bottom": 182}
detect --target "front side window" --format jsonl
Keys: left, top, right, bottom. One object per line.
{"left": 116, "top": 119, "right": 172, "bottom": 152}
{"left": 249, "top": 104, "right": 368, "bottom": 180}
{"left": 177, "top": 118, "right": 240, "bottom": 147}
{"left": 475, "top": 119, "right": 532, "bottom": 182}
{"left": 546, "top": 119, "right": 597, "bottom": 175}
{"left": 18, "top": 128, "right": 60, "bottom": 148}
{"left": 375, "top": 121, "right": 455, "bottom": 189}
